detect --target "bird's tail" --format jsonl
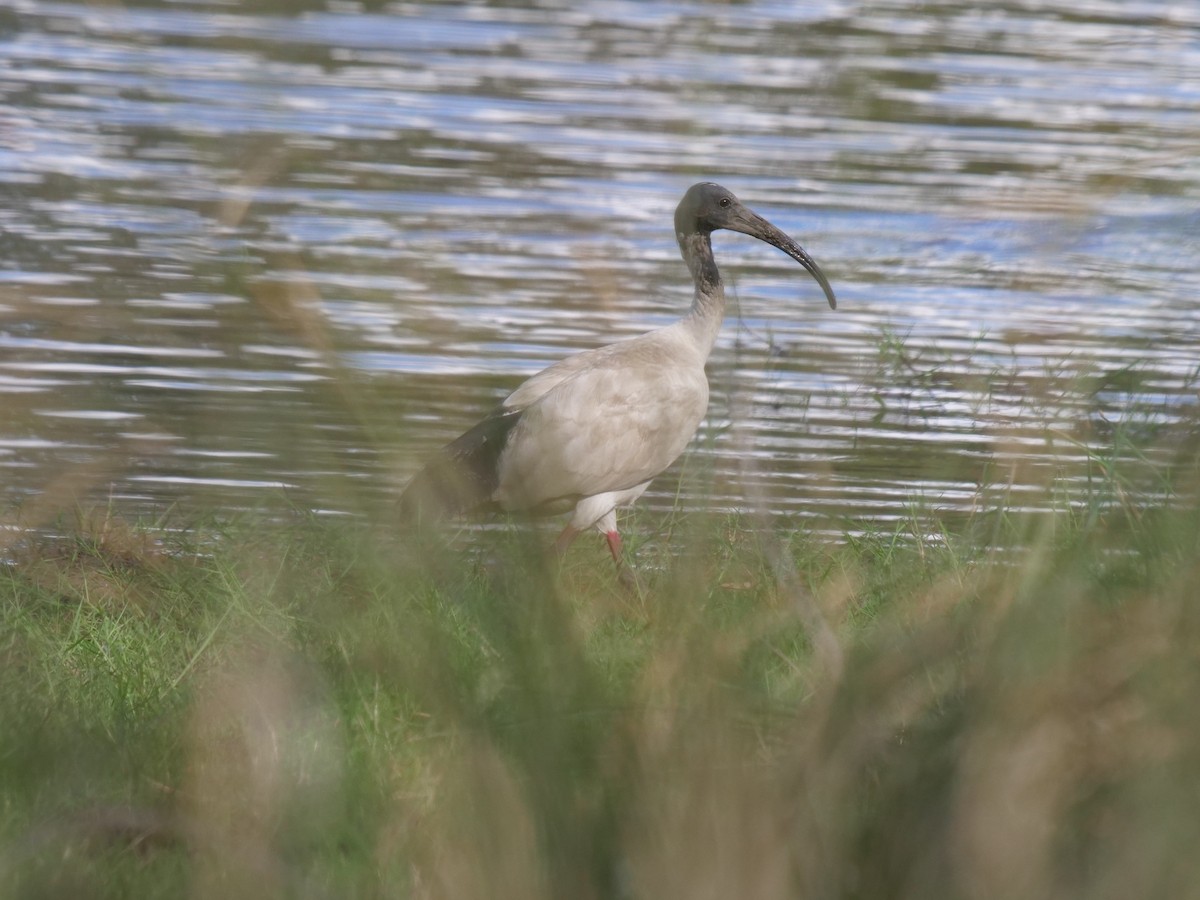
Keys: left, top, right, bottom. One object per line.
{"left": 397, "top": 409, "right": 523, "bottom": 525}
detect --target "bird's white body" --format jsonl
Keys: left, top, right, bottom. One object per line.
{"left": 399, "top": 182, "right": 836, "bottom": 577}
{"left": 492, "top": 318, "right": 713, "bottom": 533}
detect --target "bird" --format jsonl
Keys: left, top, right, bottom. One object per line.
{"left": 399, "top": 181, "right": 836, "bottom": 578}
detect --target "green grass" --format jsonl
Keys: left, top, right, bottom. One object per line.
{"left": 3, "top": 455, "right": 1199, "bottom": 900}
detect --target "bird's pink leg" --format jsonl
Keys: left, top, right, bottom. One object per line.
{"left": 605, "top": 530, "right": 623, "bottom": 565}
{"left": 607, "top": 530, "right": 641, "bottom": 592}
{"left": 554, "top": 523, "right": 581, "bottom": 556}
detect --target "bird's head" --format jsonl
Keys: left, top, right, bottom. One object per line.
{"left": 674, "top": 182, "right": 837, "bottom": 309}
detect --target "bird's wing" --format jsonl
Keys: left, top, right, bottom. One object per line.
{"left": 397, "top": 408, "right": 522, "bottom": 521}
{"left": 501, "top": 340, "right": 624, "bottom": 412}
{"left": 493, "top": 342, "right": 709, "bottom": 512}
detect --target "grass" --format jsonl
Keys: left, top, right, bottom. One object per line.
{"left": 2, "top": 435, "right": 1199, "bottom": 900}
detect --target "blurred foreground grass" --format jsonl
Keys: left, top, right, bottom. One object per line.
{"left": 2, "top": 431, "right": 1198, "bottom": 900}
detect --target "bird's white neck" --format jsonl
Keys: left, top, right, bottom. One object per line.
{"left": 678, "top": 231, "right": 726, "bottom": 356}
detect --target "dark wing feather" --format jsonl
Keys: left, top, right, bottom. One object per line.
{"left": 398, "top": 408, "right": 523, "bottom": 522}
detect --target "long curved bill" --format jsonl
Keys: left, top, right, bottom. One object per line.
{"left": 732, "top": 209, "right": 837, "bottom": 310}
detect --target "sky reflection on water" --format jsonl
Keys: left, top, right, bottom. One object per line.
{"left": 1, "top": 0, "right": 1197, "bottom": 538}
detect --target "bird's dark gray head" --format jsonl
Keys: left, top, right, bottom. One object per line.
{"left": 674, "top": 181, "right": 837, "bottom": 309}
{"left": 673, "top": 182, "right": 747, "bottom": 237}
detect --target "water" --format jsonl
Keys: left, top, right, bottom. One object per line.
{"left": 1, "top": 0, "right": 1197, "bottom": 540}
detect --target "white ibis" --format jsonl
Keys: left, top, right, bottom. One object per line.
{"left": 400, "top": 182, "right": 836, "bottom": 577}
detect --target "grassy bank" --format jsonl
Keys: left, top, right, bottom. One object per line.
{"left": 2, "top": 446, "right": 1199, "bottom": 900}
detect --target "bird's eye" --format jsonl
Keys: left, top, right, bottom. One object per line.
{"left": 718, "top": 197, "right": 732, "bottom": 208}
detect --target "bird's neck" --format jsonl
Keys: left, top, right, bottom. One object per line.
{"left": 678, "top": 231, "right": 725, "bottom": 355}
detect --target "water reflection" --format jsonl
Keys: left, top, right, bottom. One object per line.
{"left": 0, "top": 0, "right": 1196, "bottom": 539}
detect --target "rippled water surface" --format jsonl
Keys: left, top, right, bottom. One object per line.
{"left": 2, "top": 0, "right": 1198, "bottom": 539}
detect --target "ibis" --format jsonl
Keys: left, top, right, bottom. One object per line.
{"left": 400, "top": 182, "right": 836, "bottom": 577}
